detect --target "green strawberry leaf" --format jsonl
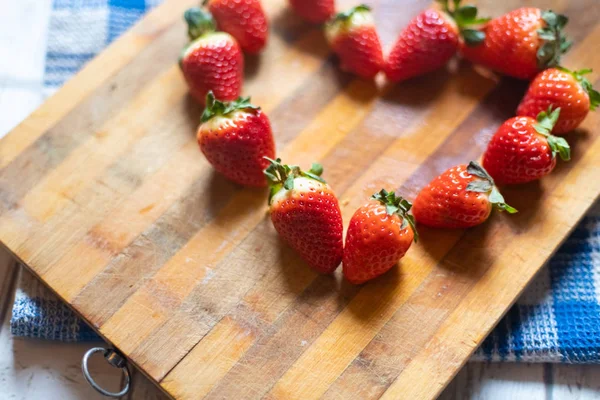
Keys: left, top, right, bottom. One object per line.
{"left": 309, "top": 163, "right": 324, "bottom": 177}
{"left": 589, "top": 87, "right": 600, "bottom": 111}
{"left": 534, "top": 106, "right": 561, "bottom": 136}
{"left": 569, "top": 68, "right": 600, "bottom": 111}
{"left": 201, "top": 92, "right": 260, "bottom": 123}
{"left": 538, "top": 31, "right": 557, "bottom": 41}
{"left": 184, "top": 7, "right": 216, "bottom": 41}
{"left": 268, "top": 184, "right": 280, "bottom": 205}
{"left": 546, "top": 135, "right": 571, "bottom": 161}
{"left": 465, "top": 162, "right": 517, "bottom": 213}
{"left": 466, "top": 161, "right": 493, "bottom": 181}
{"left": 542, "top": 10, "right": 558, "bottom": 27}
{"left": 532, "top": 108, "right": 571, "bottom": 161}
{"left": 264, "top": 157, "right": 328, "bottom": 205}
{"left": 371, "top": 189, "right": 418, "bottom": 242}
{"left": 462, "top": 29, "right": 486, "bottom": 46}
{"left": 302, "top": 171, "right": 326, "bottom": 184}
{"left": 264, "top": 170, "right": 278, "bottom": 182}
{"left": 561, "top": 40, "right": 573, "bottom": 53}
{"left": 466, "top": 180, "right": 493, "bottom": 193}
{"left": 555, "top": 13, "right": 569, "bottom": 29}
{"left": 284, "top": 175, "right": 295, "bottom": 190}
{"left": 404, "top": 214, "right": 419, "bottom": 243}
{"left": 489, "top": 187, "right": 518, "bottom": 214}
{"left": 386, "top": 204, "right": 400, "bottom": 216}
{"left": 537, "top": 10, "right": 571, "bottom": 69}
{"left": 330, "top": 4, "right": 370, "bottom": 23}
{"left": 399, "top": 198, "right": 413, "bottom": 212}
{"left": 442, "top": 0, "right": 489, "bottom": 42}
{"left": 469, "top": 17, "right": 492, "bottom": 25}
{"left": 456, "top": 5, "right": 477, "bottom": 20}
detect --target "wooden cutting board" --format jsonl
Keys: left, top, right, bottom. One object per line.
{"left": 1, "top": 0, "right": 599, "bottom": 398}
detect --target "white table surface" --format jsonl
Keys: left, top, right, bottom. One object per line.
{"left": 1, "top": 1, "right": 599, "bottom": 399}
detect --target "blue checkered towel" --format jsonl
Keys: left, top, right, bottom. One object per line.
{"left": 10, "top": 0, "right": 600, "bottom": 363}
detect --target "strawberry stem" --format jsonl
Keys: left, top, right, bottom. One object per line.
{"left": 537, "top": 10, "right": 571, "bottom": 69}
{"left": 371, "top": 189, "right": 418, "bottom": 242}
{"left": 264, "top": 158, "right": 326, "bottom": 204}
{"left": 466, "top": 162, "right": 518, "bottom": 214}
{"left": 184, "top": 7, "right": 216, "bottom": 41}
{"left": 436, "top": 0, "right": 489, "bottom": 46}
{"left": 534, "top": 107, "right": 571, "bottom": 161}
{"left": 201, "top": 91, "right": 260, "bottom": 123}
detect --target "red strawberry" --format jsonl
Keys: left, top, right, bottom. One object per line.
{"left": 180, "top": 8, "right": 244, "bottom": 104}
{"left": 482, "top": 108, "right": 570, "bottom": 185}
{"left": 265, "top": 159, "right": 344, "bottom": 274}
{"left": 517, "top": 68, "right": 600, "bottom": 134}
{"left": 460, "top": 8, "right": 571, "bottom": 80}
{"left": 204, "top": 0, "right": 268, "bottom": 54}
{"left": 289, "top": 0, "right": 335, "bottom": 24}
{"left": 343, "top": 189, "right": 417, "bottom": 285}
{"left": 384, "top": 0, "right": 489, "bottom": 83}
{"left": 325, "top": 5, "right": 384, "bottom": 79}
{"left": 412, "top": 162, "right": 517, "bottom": 229}
{"left": 197, "top": 92, "right": 275, "bottom": 187}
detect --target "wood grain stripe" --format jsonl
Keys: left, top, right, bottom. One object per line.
{"left": 0, "top": 0, "right": 324, "bottom": 224}
{"left": 158, "top": 66, "right": 497, "bottom": 398}
{"left": 14, "top": 76, "right": 199, "bottom": 274}
{"left": 0, "top": 0, "right": 197, "bottom": 170}
{"left": 143, "top": 67, "right": 491, "bottom": 393}
{"left": 162, "top": 316, "right": 256, "bottom": 399}
{"left": 269, "top": 29, "right": 598, "bottom": 400}
{"left": 327, "top": 31, "right": 600, "bottom": 400}
{"left": 0, "top": 0, "right": 302, "bottom": 173}
{"left": 1, "top": 1, "right": 599, "bottom": 399}
{"left": 100, "top": 80, "right": 380, "bottom": 380}
{"left": 381, "top": 120, "right": 600, "bottom": 400}
{"left": 3, "top": 6, "right": 338, "bottom": 311}
{"left": 71, "top": 63, "right": 359, "bottom": 327}
{"left": 42, "top": 141, "right": 205, "bottom": 302}
{"left": 0, "top": 0, "right": 322, "bottom": 256}
{"left": 8, "top": 59, "right": 345, "bottom": 355}
{"left": 316, "top": 86, "right": 525, "bottom": 399}
{"left": 21, "top": 66, "right": 187, "bottom": 222}
{"left": 261, "top": 78, "right": 504, "bottom": 400}
{"left": 0, "top": 14, "right": 188, "bottom": 205}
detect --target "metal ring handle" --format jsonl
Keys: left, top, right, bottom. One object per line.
{"left": 82, "top": 347, "right": 131, "bottom": 398}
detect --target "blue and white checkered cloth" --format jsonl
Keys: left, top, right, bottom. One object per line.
{"left": 10, "top": 0, "right": 600, "bottom": 363}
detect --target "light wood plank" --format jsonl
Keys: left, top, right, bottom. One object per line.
{"left": 0, "top": 0, "right": 198, "bottom": 169}
{"left": 1, "top": 1, "right": 599, "bottom": 399}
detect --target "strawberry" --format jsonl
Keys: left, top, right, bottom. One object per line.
{"left": 325, "top": 5, "right": 384, "bottom": 79}
{"left": 460, "top": 8, "right": 571, "bottom": 80}
{"left": 517, "top": 67, "right": 600, "bottom": 134}
{"left": 180, "top": 7, "right": 244, "bottom": 104}
{"left": 384, "top": 0, "right": 489, "bottom": 83}
{"left": 289, "top": 0, "right": 335, "bottom": 24}
{"left": 265, "top": 159, "right": 344, "bottom": 274}
{"left": 412, "top": 162, "right": 517, "bottom": 229}
{"left": 204, "top": 0, "right": 268, "bottom": 54}
{"left": 343, "top": 189, "right": 417, "bottom": 285}
{"left": 482, "top": 107, "right": 570, "bottom": 185}
{"left": 197, "top": 92, "right": 275, "bottom": 187}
